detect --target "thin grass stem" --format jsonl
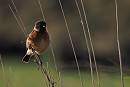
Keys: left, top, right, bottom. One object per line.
{"left": 0, "top": 54, "right": 8, "bottom": 87}
{"left": 37, "top": 0, "right": 46, "bottom": 21}
{"left": 79, "top": 0, "right": 101, "bottom": 86}
{"left": 50, "top": 44, "right": 62, "bottom": 87}
{"left": 75, "top": 0, "right": 96, "bottom": 87}
{"left": 114, "top": 0, "right": 124, "bottom": 87}
{"left": 11, "top": 0, "right": 28, "bottom": 34}
{"left": 33, "top": 52, "right": 49, "bottom": 87}
{"left": 59, "top": 72, "right": 62, "bottom": 87}
{"left": 10, "top": 67, "right": 16, "bottom": 87}
{"left": 6, "top": 75, "right": 13, "bottom": 87}
{"left": 8, "top": 4, "right": 27, "bottom": 38}
{"left": 58, "top": 0, "right": 84, "bottom": 87}
{"left": 47, "top": 62, "right": 52, "bottom": 82}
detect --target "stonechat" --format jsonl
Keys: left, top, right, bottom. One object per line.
{"left": 22, "top": 20, "right": 50, "bottom": 63}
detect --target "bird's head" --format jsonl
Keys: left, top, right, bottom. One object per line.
{"left": 34, "top": 20, "right": 46, "bottom": 32}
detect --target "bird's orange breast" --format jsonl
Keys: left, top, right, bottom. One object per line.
{"left": 26, "top": 30, "right": 50, "bottom": 55}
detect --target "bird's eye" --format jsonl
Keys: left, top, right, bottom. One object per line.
{"left": 36, "top": 26, "right": 39, "bottom": 29}
{"left": 43, "top": 26, "right": 45, "bottom": 28}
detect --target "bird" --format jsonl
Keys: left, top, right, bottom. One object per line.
{"left": 22, "top": 20, "right": 50, "bottom": 63}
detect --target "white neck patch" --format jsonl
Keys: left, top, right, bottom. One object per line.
{"left": 34, "top": 27, "right": 39, "bottom": 31}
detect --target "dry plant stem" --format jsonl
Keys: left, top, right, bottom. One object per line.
{"left": 7, "top": 76, "right": 13, "bottom": 87}
{"left": 47, "top": 62, "right": 52, "bottom": 81}
{"left": 37, "top": 0, "right": 46, "bottom": 21}
{"left": 114, "top": 0, "right": 124, "bottom": 87}
{"left": 59, "top": 72, "right": 62, "bottom": 87}
{"left": 37, "top": 0, "right": 63, "bottom": 86}
{"left": 47, "top": 62, "right": 51, "bottom": 87}
{"left": 0, "top": 54, "right": 8, "bottom": 87}
{"left": 33, "top": 51, "right": 49, "bottom": 87}
{"left": 75, "top": 1, "right": 96, "bottom": 87}
{"left": 50, "top": 44, "right": 63, "bottom": 87}
{"left": 8, "top": 4, "right": 27, "bottom": 38}
{"left": 43, "top": 66, "right": 54, "bottom": 87}
{"left": 77, "top": 0, "right": 101, "bottom": 87}
{"left": 58, "top": 0, "right": 84, "bottom": 87}
{"left": 11, "top": 0, "right": 28, "bottom": 34}
{"left": 33, "top": 51, "right": 54, "bottom": 87}
{"left": 10, "top": 67, "right": 16, "bottom": 87}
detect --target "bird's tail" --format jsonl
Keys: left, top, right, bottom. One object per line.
{"left": 22, "top": 49, "right": 33, "bottom": 63}
{"left": 22, "top": 54, "right": 31, "bottom": 63}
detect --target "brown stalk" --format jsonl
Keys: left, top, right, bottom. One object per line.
{"left": 114, "top": 0, "right": 124, "bottom": 87}
{"left": 33, "top": 50, "right": 53, "bottom": 87}
{"left": 47, "top": 62, "right": 52, "bottom": 82}
{"left": 0, "top": 54, "right": 8, "bottom": 87}
{"left": 8, "top": 4, "right": 27, "bottom": 38}
{"left": 10, "top": 67, "right": 17, "bottom": 87}
{"left": 58, "top": 0, "right": 84, "bottom": 87}
{"left": 10, "top": 0, "right": 28, "bottom": 34}
{"left": 37, "top": 0, "right": 46, "bottom": 21}
{"left": 50, "top": 44, "right": 63, "bottom": 87}
{"left": 77, "top": 0, "right": 102, "bottom": 87}
{"left": 59, "top": 72, "right": 62, "bottom": 87}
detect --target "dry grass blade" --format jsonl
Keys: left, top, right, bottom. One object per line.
{"left": 8, "top": 4, "right": 27, "bottom": 38}
{"left": 59, "top": 72, "right": 62, "bottom": 87}
{"left": 10, "top": 67, "right": 16, "bottom": 87}
{"left": 31, "top": 48, "right": 54, "bottom": 87}
{"left": 47, "top": 62, "right": 51, "bottom": 87}
{"left": 47, "top": 62, "right": 52, "bottom": 82}
{"left": 77, "top": 0, "right": 102, "bottom": 87}
{"left": 7, "top": 76, "right": 13, "bottom": 87}
{"left": 33, "top": 52, "right": 49, "bottom": 87}
{"left": 33, "top": 50, "right": 56, "bottom": 87}
{"left": 37, "top": 0, "right": 63, "bottom": 86}
{"left": 58, "top": 0, "right": 84, "bottom": 87}
{"left": 11, "top": 0, "right": 28, "bottom": 34}
{"left": 39, "top": 65, "right": 49, "bottom": 87}
{"left": 0, "top": 54, "right": 8, "bottom": 87}
{"left": 50, "top": 45, "right": 63, "bottom": 87}
{"left": 114, "top": 0, "right": 124, "bottom": 87}
{"left": 37, "top": 0, "right": 46, "bottom": 21}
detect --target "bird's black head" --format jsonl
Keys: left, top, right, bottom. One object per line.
{"left": 34, "top": 20, "right": 46, "bottom": 32}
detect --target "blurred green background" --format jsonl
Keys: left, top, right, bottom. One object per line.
{"left": 0, "top": 0, "right": 130, "bottom": 87}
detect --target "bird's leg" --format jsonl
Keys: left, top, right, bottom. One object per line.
{"left": 31, "top": 48, "right": 43, "bottom": 69}
{"left": 31, "top": 48, "right": 40, "bottom": 68}
{"left": 32, "top": 48, "right": 38, "bottom": 63}
{"left": 35, "top": 55, "right": 40, "bottom": 70}
{"left": 36, "top": 56, "right": 43, "bottom": 70}
{"left": 37, "top": 54, "right": 42, "bottom": 65}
